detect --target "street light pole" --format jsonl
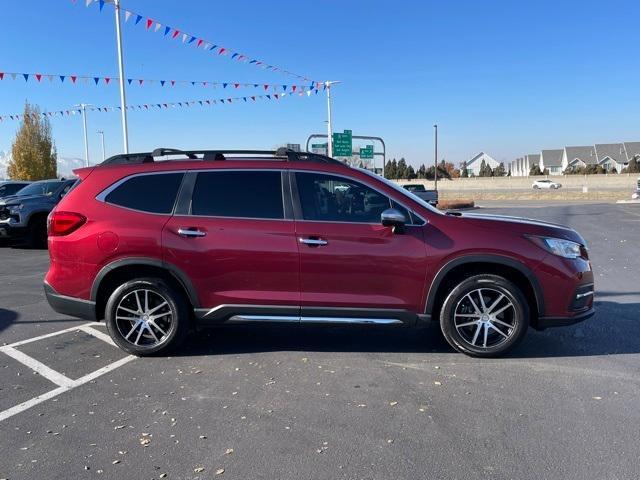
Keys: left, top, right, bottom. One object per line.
{"left": 114, "top": 0, "right": 130, "bottom": 153}
{"left": 433, "top": 124, "right": 438, "bottom": 191}
{"left": 324, "top": 81, "right": 341, "bottom": 158}
{"left": 74, "top": 103, "right": 92, "bottom": 167}
{"left": 97, "top": 130, "right": 106, "bottom": 162}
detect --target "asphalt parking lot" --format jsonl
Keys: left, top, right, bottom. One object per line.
{"left": 1, "top": 202, "right": 639, "bottom": 480}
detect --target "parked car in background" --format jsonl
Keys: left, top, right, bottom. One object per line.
{"left": 403, "top": 184, "right": 438, "bottom": 205}
{"left": 0, "top": 178, "right": 76, "bottom": 247}
{"left": 633, "top": 177, "right": 640, "bottom": 199}
{"left": 44, "top": 148, "right": 593, "bottom": 358}
{"left": 0, "top": 180, "right": 31, "bottom": 200}
{"left": 532, "top": 179, "right": 562, "bottom": 190}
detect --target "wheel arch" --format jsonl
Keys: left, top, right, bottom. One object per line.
{"left": 91, "top": 258, "right": 199, "bottom": 320}
{"left": 425, "top": 255, "right": 544, "bottom": 323}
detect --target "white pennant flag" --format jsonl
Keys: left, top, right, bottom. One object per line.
{"left": 10, "top": 73, "right": 17, "bottom": 80}
{"left": 155, "top": 22, "right": 162, "bottom": 32}
{"left": 182, "top": 33, "right": 188, "bottom": 43}
{"left": 85, "top": 0, "right": 92, "bottom": 6}
{"left": 124, "top": 10, "right": 132, "bottom": 22}
{"left": 47, "top": 75, "right": 54, "bottom": 82}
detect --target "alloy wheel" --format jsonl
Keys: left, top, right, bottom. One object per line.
{"left": 115, "top": 289, "right": 174, "bottom": 348}
{"left": 453, "top": 288, "right": 516, "bottom": 350}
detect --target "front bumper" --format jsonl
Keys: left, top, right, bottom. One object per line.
{"left": 44, "top": 282, "right": 97, "bottom": 320}
{"left": 0, "top": 220, "right": 27, "bottom": 239}
{"left": 536, "top": 307, "right": 595, "bottom": 329}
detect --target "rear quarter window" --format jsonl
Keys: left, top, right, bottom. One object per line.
{"left": 103, "top": 172, "right": 184, "bottom": 214}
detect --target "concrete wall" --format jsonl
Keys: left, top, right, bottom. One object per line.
{"left": 394, "top": 174, "right": 638, "bottom": 191}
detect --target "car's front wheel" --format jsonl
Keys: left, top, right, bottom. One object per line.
{"left": 105, "top": 278, "right": 190, "bottom": 356}
{"left": 440, "top": 274, "right": 529, "bottom": 357}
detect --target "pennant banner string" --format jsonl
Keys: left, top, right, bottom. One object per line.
{"left": 0, "top": 70, "right": 319, "bottom": 92}
{"left": 0, "top": 88, "right": 320, "bottom": 123}
{"left": 72, "top": 0, "right": 320, "bottom": 83}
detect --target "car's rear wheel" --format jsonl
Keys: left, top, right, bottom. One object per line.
{"left": 105, "top": 278, "right": 190, "bottom": 356}
{"left": 533, "top": 185, "right": 539, "bottom": 189}
{"left": 440, "top": 274, "right": 529, "bottom": 357}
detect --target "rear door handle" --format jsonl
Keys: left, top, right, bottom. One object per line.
{"left": 299, "top": 237, "right": 328, "bottom": 246}
{"left": 178, "top": 228, "right": 207, "bottom": 238}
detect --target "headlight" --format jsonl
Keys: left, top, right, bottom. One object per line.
{"left": 8, "top": 204, "right": 24, "bottom": 214}
{"left": 529, "top": 236, "right": 583, "bottom": 259}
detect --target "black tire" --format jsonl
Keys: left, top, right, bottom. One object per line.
{"left": 439, "top": 274, "right": 529, "bottom": 357}
{"left": 25, "top": 216, "right": 48, "bottom": 249}
{"left": 105, "top": 278, "right": 190, "bottom": 356}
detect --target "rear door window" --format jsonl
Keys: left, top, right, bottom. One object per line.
{"left": 190, "top": 170, "right": 284, "bottom": 219}
{"left": 103, "top": 173, "right": 184, "bottom": 214}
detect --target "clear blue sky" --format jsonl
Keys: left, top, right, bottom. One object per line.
{"left": 1, "top": 0, "right": 639, "bottom": 167}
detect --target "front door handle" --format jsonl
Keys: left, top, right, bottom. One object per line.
{"left": 178, "top": 228, "right": 207, "bottom": 238}
{"left": 299, "top": 237, "right": 328, "bottom": 246}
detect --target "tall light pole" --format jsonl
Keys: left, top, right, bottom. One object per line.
{"left": 74, "top": 103, "right": 92, "bottom": 167}
{"left": 97, "top": 130, "right": 106, "bottom": 162}
{"left": 324, "top": 81, "right": 341, "bottom": 157}
{"left": 433, "top": 124, "right": 438, "bottom": 191}
{"left": 114, "top": 0, "right": 130, "bottom": 153}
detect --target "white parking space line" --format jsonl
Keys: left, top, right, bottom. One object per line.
{"left": 0, "top": 346, "right": 75, "bottom": 388}
{"left": 77, "top": 324, "right": 117, "bottom": 347}
{"left": 0, "top": 322, "right": 136, "bottom": 423}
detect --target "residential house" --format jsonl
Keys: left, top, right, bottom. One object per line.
{"left": 466, "top": 152, "right": 499, "bottom": 176}
{"left": 523, "top": 154, "right": 539, "bottom": 176}
{"left": 562, "top": 146, "right": 597, "bottom": 171}
{"left": 595, "top": 143, "right": 627, "bottom": 172}
{"left": 540, "top": 150, "right": 563, "bottom": 175}
{"left": 623, "top": 142, "right": 640, "bottom": 168}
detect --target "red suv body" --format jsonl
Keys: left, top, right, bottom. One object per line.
{"left": 44, "top": 149, "right": 594, "bottom": 357}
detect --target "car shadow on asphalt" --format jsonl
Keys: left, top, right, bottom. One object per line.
{"left": 172, "top": 299, "right": 640, "bottom": 359}
{"left": 0, "top": 308, "right": 19, "bottom": 334}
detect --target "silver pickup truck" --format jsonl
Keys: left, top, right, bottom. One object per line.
{"left": 403, "top": 184, "right": 438, "bottom": 206}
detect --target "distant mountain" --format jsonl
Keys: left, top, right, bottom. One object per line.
{"left": 0, "top": 151, "right": 84, "bottom": 180}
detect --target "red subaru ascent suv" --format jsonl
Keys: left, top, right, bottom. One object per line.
{"left": 44, "top": 148, "right": 594, "bottom": 357}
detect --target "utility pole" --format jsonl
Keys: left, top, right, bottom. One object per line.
{"left": 324, "top": 81, "right": 341, "bottom": 157}
{"left": 434, "top": 124, "right": 438, "bottom": 191}
{"left": 114, "top": 0, "right": 129, "bottom": 153}
{"left": 74, "top": 104, "right": 92, "bottom": 167}
{"left": 97, "top": 130, "right": 106, "bottom": 162}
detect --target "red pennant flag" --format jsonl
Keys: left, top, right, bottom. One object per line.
{"left": 172, "top": 29, "right": 180, "bottom": 39}
{"left": 251, "top": 96, "right": 256, "bottom": 101}
{"left": 218, "top": 47, "right": 226, "bottom": 55}
{"left": 104, "top": 77, "right": 111, "bottom": 85}
{"left": 275, "top": 94, "right": 279, "bottom": 99}
{"left": 144, "top": 105, "right": 149, "bottom": 109}
{"left": 197, "top": 39, "right": 204, "bottom": 47}
{"left": 35, "top": 73, "right": 42, "bottom": 82}
{"left": 292, "top": 85, "right": 297, "bottom": 92}
{"left": 227, "top": 98, "right": 232, "bottom": 103}
{"left": 138, "top": 79, "right": 144, "bottom": 85}
{"left": 70, "top": 75, "right": 77, "bottom": 84}
{"left": 234, "top": 83, "right": 240, "bottom": 89}
{"left": 263, "top": 84, "right": 269, "bottom": 91}
{"left": 146, "top": 18, "right": 153, "bottom": 29}
{"left": 0, "top": 72, "right": 3, "bottom": 80}
{"left": 171, "top": 80, "right": 176, "bottom": 86}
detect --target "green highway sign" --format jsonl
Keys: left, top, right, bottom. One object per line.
{"left": 311, "top": 143, "right": 328, "bottom": 149}
{"left": 360, "top": 145, "right": 374, "bottom": 159}
{"left": 332, "top": 129, "right": 352, "bottom": 157}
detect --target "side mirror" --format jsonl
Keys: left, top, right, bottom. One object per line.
{"left": 381, "top": 208, "right": 406, "bottom": 229}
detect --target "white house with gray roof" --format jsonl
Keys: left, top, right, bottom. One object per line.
{"left": 624, "top": 142, "right": 640, "bottom": 164}
{"left": 540, "top": 150, "right": 564, "bottom": 175}
{"left": 465, "top": 152, "right": 499, "bottom": 176}
{"left": 595, "top": 143, "right": 627, "bottom": 172}
{"left": 562, "top": 146, "right": 597, "bottom": 171}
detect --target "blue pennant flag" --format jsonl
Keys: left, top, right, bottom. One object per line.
{"left": 127, "top": 79, "right": 133, "bottom": 85}
{"left": 135, "top": 15, "right": 142, "bottom": 25}
{"left": 266, "top": 95, "right": 271, "bottom": 100}
{"left": 160, "top": 80, "right": 165, "bottom": 86}
{"left": 231, "top": 53, "right": 238, "bottom": 59}
{"left": 99, "top": 0, "right": 105, "bottom": 11}
{"left": 59, "top": 76, "right": 65, "bottom": 83}
{"left": 188, "top": 36, "right": 196, "bottom": 44}
{"left": 283, "top": 85, "right": 287, "bottom": 91}
{"left": 221, "top": 99, "right": 225, "bottom": 104}
{"left": 23, "top": 73, "right": 29, "bottom": 82}
{"left": 94, "top": 77, "right": 100, "bottom": 85}
{"left": 249, "top": 60, "right": 257, "bottom": 64}
{"left": 164, "top": 26, "right": 171, "bottom": 36}
{"left": 209, "top": 45, "right": 217, "bottom": 51}
{"left": 243, "top": 97, "right": 247, "bottom": 102}
{"left": 223, "top": 83, "right": 228, "bottom": 88}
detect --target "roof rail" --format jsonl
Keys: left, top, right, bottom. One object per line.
{"left": 100, "top": 148, "right": 346, "bottom": 167}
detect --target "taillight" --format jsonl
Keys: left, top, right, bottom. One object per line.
{"left": 47, "top": 211, "right": 86, "bottom": 236}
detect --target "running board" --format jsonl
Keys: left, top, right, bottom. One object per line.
{"left": 227, "top": 315, "right": 401, "bottom": 325}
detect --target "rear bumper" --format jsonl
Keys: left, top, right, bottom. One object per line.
{"left": 44, "top": 282, "right": 97, "bottom": 320}
{"left": 536, "top": 307, "right": 594, "bottom": 329}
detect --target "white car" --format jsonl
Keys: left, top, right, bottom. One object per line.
{"left": 532, "top": 179, "right": 562, "bottom": 190}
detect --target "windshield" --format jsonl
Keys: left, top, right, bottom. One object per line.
{"left": 358, "top": 169, "right": 442, "bottom": 215}
{"left": 15, "top": 181, "right": 63, "bottom": 197}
